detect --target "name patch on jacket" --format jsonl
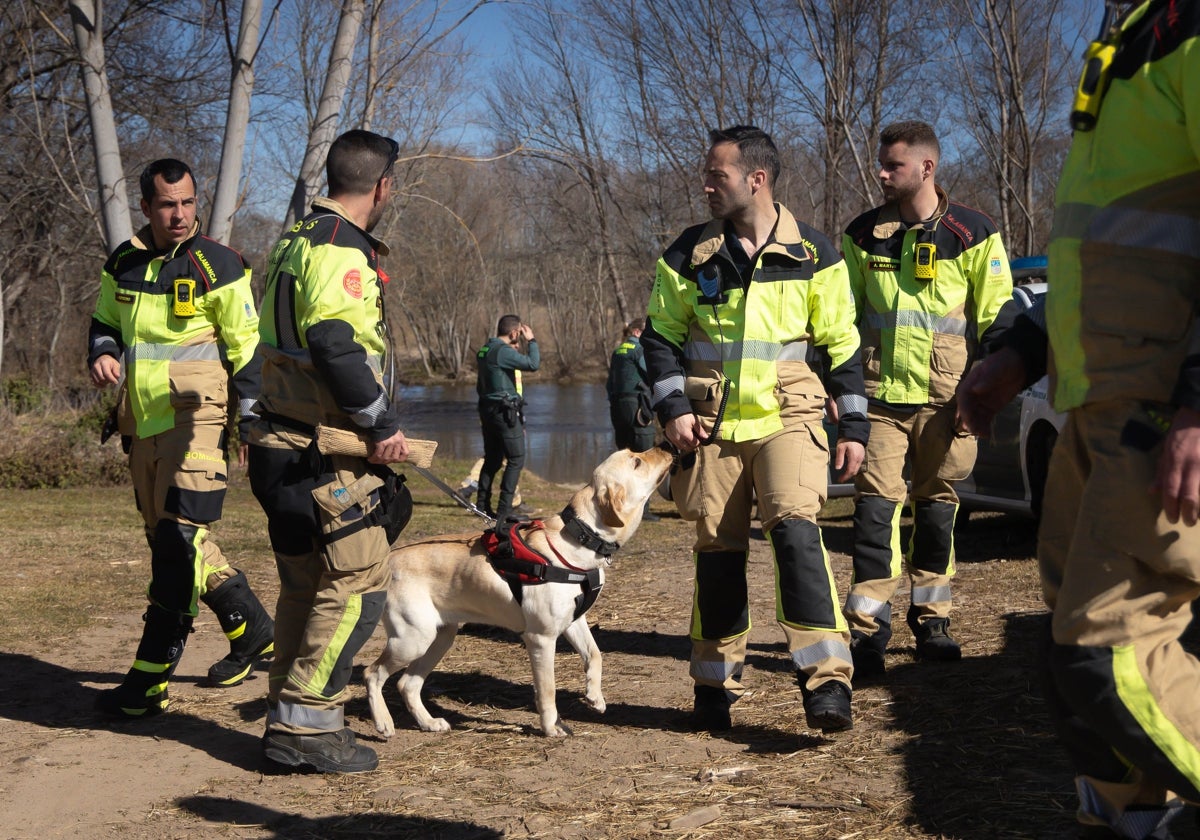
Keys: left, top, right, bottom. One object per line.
{"left": 869, "top": 259, "right": 900, "bottom": 271}
{"left": 192, "top": 249, "right": 218, "bottom": 287}
{"left": 115, "top": 291, "right": 135, "bottom": 304}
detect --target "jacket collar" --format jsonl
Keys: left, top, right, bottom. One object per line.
{"left": 130, "top": 219, "right": 201, "bottom": 260}
{"left": 312, "top": 196, "right": 391, "bottom": 256}
{"left": 690, "top": 203, "right": 810, "bottom": 266}
{"left": 871, "top": 185, "right": 950, "bottom": 240}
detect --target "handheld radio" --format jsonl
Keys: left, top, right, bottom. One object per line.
{"left": 1070, "top": 3, "right": 1118, "bottom": 132}
{"left": 173, "top": 278, "right": 196, "bottom": 317}
{"left": 914, "top": 242, "right": 937, "bottom": 281}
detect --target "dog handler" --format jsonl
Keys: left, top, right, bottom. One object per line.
{"left": 642, "top": 125, "right": 869, "bottom": 734}
{"left": 88, "top": 158, "right": 274, "bottom": 717}
{"left": 249, "top": 130, "right": 410, "bottom": 773}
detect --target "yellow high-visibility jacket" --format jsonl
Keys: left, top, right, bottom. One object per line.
{"left": 1048, "top": 0, "right": 1200, "bottom": 412}
{"left": 843, "top": 187, "right": 1012, "bottom": 407}
{"left": 643, "top": 204, "right": 869, "bottom": 445}
{"left": 88, "top": 223, "right": 260, "bottom": 439}
{"left": 255, "top": 197, "right": 401, "bottom": 442}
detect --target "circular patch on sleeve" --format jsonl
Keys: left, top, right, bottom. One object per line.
{"left": 343, "top": 269, "right": 363, "bottom": 298}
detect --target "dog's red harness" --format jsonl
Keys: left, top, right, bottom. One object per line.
{"left": 483, "top": 518, "right": 603, "bottom": 621}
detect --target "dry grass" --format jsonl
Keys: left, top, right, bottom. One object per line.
{"left": 0, "top": 460, "right": 1095, "bottom": 839}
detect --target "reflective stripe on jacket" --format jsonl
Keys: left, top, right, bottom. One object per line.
{"left": 256, "top": 197, "right": 400, "bottom": 441}
{"left": 843, "top": 187, "right": 1012, "bottom": 407}
{"left": 88, "top": 223, "right": 260, "bottom": 439}
{"left": 1048, "top": 0, "right": 1200, "bottom": 412}
{"left": 606, "top": 336, "right": 649, "bottom": 401}
{"left": 643, "top": 204, "right": 868, "bottom": 444}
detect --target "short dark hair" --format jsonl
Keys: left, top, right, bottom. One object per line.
{"left": 496, "top": 314, "right": 522, "bottom": 336}
{"left": 624, "top": 318, "right": 645, "bottom": 336}
{"left": 326, "top": 130, "right": 400, "bottom": 196}
{"left": 140, "top": 158, "right": 194, "bottom": 203}
{"left": 880, "top": 120, "right": 940, "bottom": 159}
{"left": 708, "top": 125, "right": 780, "bottom": 188}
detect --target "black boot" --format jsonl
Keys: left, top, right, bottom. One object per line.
{"left": 800, "top": 679, "right": 853, "bottom": 733}
{"left": 689, "top": 684, "right": 733, "bottom": 732}
{"left": 201, "top": 570, "right": 275, "bottom": 687}
{"left": 96, "top": 605, "right": 191, "bottom": 719}
{"left": 908, "top": 607, "right": 962, "bottom": 662}
{"left": 262, "top": 728, "right": 379, "bottom": 773}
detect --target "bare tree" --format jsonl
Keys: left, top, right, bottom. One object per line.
{"left": 936, "top": 0, "right": 1076, "bottom": 255}
{"left": 68, "top": 0, "right": 129, "bottom": 251}
{"left": 282, "top": 0, "right": 365, "bottom": 230}
{"left": 209, "top": 0, "right": 270, "bottom": 244}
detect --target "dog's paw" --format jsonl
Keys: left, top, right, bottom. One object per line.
{"left": 583, "top": 694, "right": 606, "bottom": 715}
{"left": 374, "top": 720, "right": 396, "bottom": 739}
{"left": 543, "top": 718, "right": 573, "bottom": 737}
{"left": 419, "top": 717, "right": 451, "bottom": 733}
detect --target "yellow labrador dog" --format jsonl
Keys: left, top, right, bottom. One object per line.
{"left": 365, "top": 445, "right": 673, "bottom": 738}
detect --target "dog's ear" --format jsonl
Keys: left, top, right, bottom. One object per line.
{"left": 598, "top": 481, "right": 627, "bottom": 528}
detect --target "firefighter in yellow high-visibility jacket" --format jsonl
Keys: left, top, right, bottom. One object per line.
{"left": 841, "top": 121, "right": 1013, "bottom": 676}
{"left": 958, "top": 3, "right": 1200, "bottom": 836}
{"left": 643, "top": 125, "right": 869, "bottom": 735}
{"left": 88, "top": 158, "right": 274, "bottom": 718}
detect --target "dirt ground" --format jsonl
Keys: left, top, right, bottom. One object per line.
{"left": 0, "top": 473, "right": 1173, "bottom": 840}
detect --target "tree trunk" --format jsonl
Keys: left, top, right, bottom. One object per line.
{"left": 209, "top": 0, "right": 264, "bottom": 245}
{"left": 283, "top": 0, "right": 365, "bottom": 231}
{"left": 69, "top": 0, "right": 131, "bottom": 252}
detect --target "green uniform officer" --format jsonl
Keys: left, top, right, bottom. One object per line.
{"left": 475, "top": 315, "right": 540, "bottom": 522}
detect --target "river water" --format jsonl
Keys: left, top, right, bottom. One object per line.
{"left": 395, "top": 381, "right": 616, "bottom": 486}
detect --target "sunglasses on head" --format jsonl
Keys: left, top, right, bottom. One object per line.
{"left": 379, "top": 138, "right": 400, "bottom": 182}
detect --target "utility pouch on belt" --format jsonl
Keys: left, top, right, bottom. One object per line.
{"left": 500, "top": 394, "right": 524, "bottom": 427}
{"left": 312, "top": 468, "right": 412, "bottom": 546}
{"left": 378, "top": 470, "right": 413, "bottom": 544}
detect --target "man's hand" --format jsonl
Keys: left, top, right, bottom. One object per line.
{"left": 833, "top": 439, "right": 865, "bottom": 483}
{"left": 519, "top": 323, "right": 534, "bottom": 342}
{"left": 955, "top": 347, "right": 1029, "bottom": 437}
{"left": 1153, "top": 406, "right": 1200, "bottom": 526}
{"left": 665, "top": 413, "right": 708, "bottom": 452}
{"left": 369, "top": 429, "right": 410, "bottom": 465}
{"left": 90, "top": 355, "right": 121, "bottom": 387}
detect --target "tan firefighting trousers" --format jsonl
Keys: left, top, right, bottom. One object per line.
{"left": 669, "top": 420, "right": 851, "bottom": 697}
{"left": 251, "top": 447, "right": 392, "bottom": 735}
{"left": 844, "top": 402, "right": 977, "bottom": 636}
{"left": 1038, "top": 400, "right": 1200, "bottom": 830}
{"left": 128, "top": 422, "right": 237, "bottom": 616}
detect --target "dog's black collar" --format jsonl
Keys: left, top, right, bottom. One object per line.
{"left": 559, "top": 505, "right": 620, "bottom": 557}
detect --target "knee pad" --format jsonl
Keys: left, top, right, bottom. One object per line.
{"left": 695, "top": 551, "right": 749, "bottom": 639}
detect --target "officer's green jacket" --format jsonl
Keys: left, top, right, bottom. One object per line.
{"left": 88, "top": 221, "right": 261, "bottom": 440}
{"left": 255, "top": 197, "right": 401, "bottom": 442}
{"left": 1046, "top": 0, "right": 1200, "bottom": 413}
{"left": 476, "top": 337, "right": 540, "bottom": 404}
{"left": 643, "top": 204, "right": 869, "bottom": 445}
{"left": 843, "top": 187, "right": 1013, "bottom": 407}
{"left": 606, "top": 335, "right": 650, "bottom": 402}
